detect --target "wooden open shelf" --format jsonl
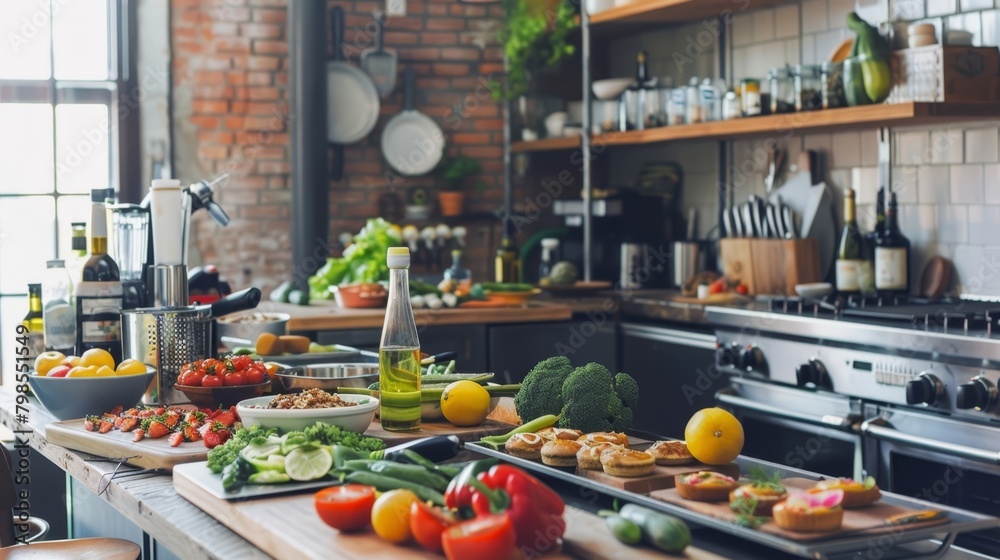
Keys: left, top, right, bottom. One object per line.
{"left": 589, "top": 0, "right": 791, "bottom": 30}
{"left": 511, "top": 136, "right": 582, "bottom": 153}
{"left": 596, "top": 102, "right": 1000, "bottom": 147}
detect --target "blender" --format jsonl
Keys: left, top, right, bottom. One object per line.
{"left": 112, "top": 204, "right": 150, "bottom": 309}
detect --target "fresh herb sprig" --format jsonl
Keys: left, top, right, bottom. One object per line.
{"left": 731, "top": 496, "right": 766, "bottom": 529}
{"left": 746, "top": 465, "right": 786, "bottom": 492}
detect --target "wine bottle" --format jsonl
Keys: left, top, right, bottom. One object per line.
{"left": 859, "top": 187, "right": 885, "bottom": 295}
{"left": 76, "top": 195, "right": 124, "bottom": 363}
{"left": 22, "top": 284, "right": 45, "bottom": 363}
{"left": 495, "top": 221, "right": 521, "bottom": 283}
{"left": 836, "top": 189, "right": 864, "bottom": 295}
{"left": 874, "top": 192, "right": 910, "bottom": 297}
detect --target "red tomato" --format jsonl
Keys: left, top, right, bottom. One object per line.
{"left": 709, "top": 278, "right": 727, "bottom": 294}
{"left": 736, "top": 283, "right": 749, "bottom": 295}
{"left": 230, "top": 355, "right": 252, "bottom": 371}
{"left": 315, "top": 485, "right": 376, "bottom": 532}
{"left": 178, "top": 370, "right": 205, "bottom": 387}
{"left": 201, "top": 373, "right": 223, "bottom": 388}
{"left": 214, "top": 362, "right": 228, "bottom": 376}
{"left": 410, "top": 501, "right": 455, "bottom": 553}
{"left": 224, "top": 371, "right": 247, "bottom": 386}
{"left": 202, "top": 358, "right": 217, "bottom": 371}
{"left": 442, "top": 515, "right": 515, "bottom": 560}
{"left": 244, "top": 365, "right": 266, "bottom": 385}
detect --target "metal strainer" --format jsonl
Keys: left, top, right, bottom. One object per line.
{"left": 122, "top": 305, "right": 213, "bottom": 405}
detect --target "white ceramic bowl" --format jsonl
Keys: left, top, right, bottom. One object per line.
{"left": 236, "top": 393, "right": 379, "bottom": 434}
{"left": 545, "top": 112, "right": 568, "bottom": 138}
{"left": 592, "top": 78, "right": 633, "bottom": 101}
{"left": 795, "top": 282, "right": 834, "bottom": 299}
{"left": 585, "top": 0, "right": 614, "bottom": 14}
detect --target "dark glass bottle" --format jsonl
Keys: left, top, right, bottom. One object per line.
{"left": 874, "top": 192, "right": 910, "bottom": 297}
{"left": 836, "top": 189, "right": 864, "bottom": 295}
{"left": 23, "top": 284, "right": 45, "bottom": 363}
{"left": 495, "top": 221, "right": 521, "bottom": 284}
{"left": 76, "top": 196, "right": 124, "bottom": 362}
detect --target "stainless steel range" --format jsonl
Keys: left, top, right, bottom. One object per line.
{"left": 707, "top": 297, "right": 1000, "bottom": 557}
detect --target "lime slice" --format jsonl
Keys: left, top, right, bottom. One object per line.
{"left": 247, "top": 454, "right": 286, "bottom": 473}
{"left": 285, "top": 446, "right": 333, "bottom": 482}
{"left": 240, "top": 442, "right": 283, "bottom": 462}
{"left": 248, "top": 471, "right": 291, "bottom": 485}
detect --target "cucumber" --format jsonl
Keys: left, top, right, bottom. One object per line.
{"left": 605, "top": 514, "right": 642, "bottom": 546}
{"left": 618, "top": 504, "right": 691, "bottom": 553}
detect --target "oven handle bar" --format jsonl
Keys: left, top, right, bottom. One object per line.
{"left": 716, "top": 390, "right": 854, "bottom": 428}
{"left": 861, "top": 417, "right": 1000, "bottom": 465}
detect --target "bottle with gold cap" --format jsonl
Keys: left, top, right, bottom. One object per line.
{"left": 379, "top": 247, "right": 421, "bottom": 431}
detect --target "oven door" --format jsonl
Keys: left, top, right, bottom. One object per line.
{"left": 862, "top": 405, "right": 1000, "bottom": 557}
{"left": 717, "top": 377, "right": 864, "bottom": 479}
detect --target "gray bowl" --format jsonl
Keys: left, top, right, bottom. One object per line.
{"left": 275, "top": 363, "right": 380, "bottom": 392}
{"left": 28, "top": 367, "right": 157, "bottom": 420}
{"left": 216, "top": 312, "right": 290, "bottom": 345}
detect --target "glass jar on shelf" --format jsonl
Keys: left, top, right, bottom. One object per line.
{"left": 795, "top": 64, "right": 823, "bottom": 111}
{"left": 821, "top": 61, "right": 846, "bottom": 109}
{"left": 668, "top": 87, "right": 687, "bottom": 125}
{"left": 768, "top": 66, "right": 795, "bottom": 114}
{"left": 722, "top": 89, "right": 741, "bottom": 120}
{"left": 741, "top": 78, "right": 761, "bottom": 117}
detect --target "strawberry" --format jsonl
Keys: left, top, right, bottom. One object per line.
{"left": 203, "top": 430, "right": 223, "bottom": 449}
{"left": 215, "top": 427, "right": 232, "bottom": 443}
{"left": 137, "top": 409, "right": 154, "bottom": 418}
{"left": 154, "top": 407, "right": 166, "bottom": 415}
{"left": 113, "top": 416, "right": 125, "bottom": 429}
{"left": 132, "top": 429, "right": 145, "bottom": 442}
{"left": 147, "top": 421, "right": 170, "bottom": 439}
{"left": 98, "top": 421, "right": 113, "bottom": 434}
{"left": 121, "top": 417, "right": 138, "bottom": 432}
{"left": 213, "top": 411, "right": 236, "bottom": 427}
{"left": 125, "top": 408, "right": 139, "bottom": 417}
{"left": 83, "top": 416, "right": 98, "bottom": 431}
{"left": 164, "top": 414, "right": 179, "bottom": 428}
{"left": 183, "top": 424, "right": 200, "bottom": 442}
{"left": 109, "top": 405, "right": 124, "bottom": 415}
{"left": 168, "top": 432, "right": 184, "bottom": 447}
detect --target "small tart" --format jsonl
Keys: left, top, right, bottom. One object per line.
{"left": 536, "top": 427, "right": 584, "bottom": 441}
{"left": 505, "top": 432, "right": 546, "bottom": 460}
{"left": 647, "top": 441, "right": 695, "bottom": 466}
{"left": 729, "top": 483, "right": 788, "bottom": 516}
{"left": 772, "top": 490, "right": 845, "bottom": 532}
{"left": 578, "top": 432, "right": 630, "bottom": 446}
{"left": 675, "top": 471, "right": 739, "bottom": 502}
{"left": 541, "top": 439, "right": 584, "bottom": 467}
{"left": 600, "top": 448, "right": 655, "bottom": 477}
{"left": 576, "top": 442, "right": 621, "bottom": 470}
{"left": 813, "top": 477, "right": 881, "bottom": 509}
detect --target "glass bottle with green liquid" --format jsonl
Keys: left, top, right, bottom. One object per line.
{"left": 379, "top": 247, "right": 421, "bottom": 431}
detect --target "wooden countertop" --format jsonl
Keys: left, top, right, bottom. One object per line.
{"left": 266, "top": 300, "right": 574, "bottom": 331}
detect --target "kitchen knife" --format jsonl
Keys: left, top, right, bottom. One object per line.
{"left": 382, "top": 435, "right": 464, "bottom": 463}
{"left": 732, "top": 207, "right": 745, "bottom": 238}
{"left": 766, "top": 204, "right": 781, "bottom": 239}
{"left": 749, "top": 197, "right": 764, "bottom": 238}
{"left": 783, "top": 205, "right": 799, "bottom": 238}
{"left": 722, "top": 208, "right": 734, "bottom": 238}
{"left": 743, "top": 202, "right": 757, "bottom": 237}
{"left": 755, "top": 197, "right": 770, "bottom": 238}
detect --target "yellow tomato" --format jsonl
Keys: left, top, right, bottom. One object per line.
{"left": 33, "top": 351, "right": 66, "bottom": 376}
{"left": 68, "top": 365, "right": 99, "bottom": 378}
{"left": 95, "top": 365, "right": 115, "bottom": 377}
{"left": 371, "top": 489, "right": 417, "bottom": 544}
{"left": 115, "top": 359, "right": 147, "bottom": 376}
{"left": 80, "top": 348, "right": 115, "bottom": 370}
{"left": 684, "top": 407, "right": 745, "bottom": 465}
{"left": 440, "top": 380, "right": 491, "bottom": 427}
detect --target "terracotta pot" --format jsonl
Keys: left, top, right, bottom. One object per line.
{"left": 438, "top": 191, "right": 465, "bottom": 217}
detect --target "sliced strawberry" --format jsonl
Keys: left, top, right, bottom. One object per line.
{"left": 213, "top": 411, "right": 236, "bottom": 427}
{"left": 147, "top": 421, "right": 170, "bottom": 439}
{"left": 112, "top": 416, "right": 124, "bottom": 429}
{"left": 168, "top": 432, "right": 184, "bottom": 447}
{"left": 183, "top": 424, "right": 200, "bottom": 442}
{"left": 109, "top": 405, "right": 124, "bottom": 415}
{"left": 164, "top": 414, "right": 179, "bottom": 428}
{"left": 132, "top": 428, "right": 145, "bottom": 442}
{"left": 121, "top": 417, "right": 138, "bottom": 432}
{"left": 98, "top": 421, "right": 113, "bottom": 434}
{"left": 137, "top": 409, "right": 154, "bottom": 418}
{"left": 83, "top": 416, "right": 98, "bottom": 431}
{"left": 203, "top": 430, "right": 222, "bottom": 449}
{"left": 154, "top": 407, "right": 166, "bottom": 415}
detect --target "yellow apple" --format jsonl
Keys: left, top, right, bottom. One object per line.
{"left": 34, "top": 351, "right": 66, "bottom": 376}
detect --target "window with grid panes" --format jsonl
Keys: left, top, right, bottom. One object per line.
{"left": 0, "top": 0, "right": 136, "bottom": 385}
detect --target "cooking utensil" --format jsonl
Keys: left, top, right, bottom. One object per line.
{"left": 275, "top": 362, "right": 380, "bottom": 392}
{"left": 721, "top": 208, "right": 734, "bottom": 238}
{"left": 766, "top": 203, "right": 781, "bottom": 239}
{"left": 686, "top": 208, "right": 698, "bottom": 240}
{"left": 764, "top": 144, "right": 786, "bottom": 194}
{"left": 671, "top": 241, "right": 710, "bottom": 289}
{"left": 732, "top": 206, "right": 745, "bottom": 238}
{"left": 209, "top": 287, "right": 262, "bottom": 319}
{"left": 748, "top": 198, "right": 764, "bottom": 238}
{"left": 782, "top": 204, "right": 799, "bottom": 238}
{"left": 327, "top": 7, "right": 381, "bottom": 181}
{"left": 421, "top": 351, "right": 458, "bottom": 366}
{"left": 360, "top": 12, "right": 397, "bottom": 95}
{"left": 381, "top": 67, "right": 445, "bottom": 176}
{"left": 920, "top": 256, "right": 951, "bottom": 300}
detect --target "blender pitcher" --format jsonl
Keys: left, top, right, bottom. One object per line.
{"left": 113, "top": 204, "right": 150, "bottom": 309}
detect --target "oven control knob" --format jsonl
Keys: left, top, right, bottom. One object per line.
{"left": 906, "top": 373, "right": 943, "bottom": 406}
{"left": 956, "top": 377, "right": 997, "bottom": 411}
{"left": 795, "top": 359, "right": 832, "bottom": 390}
{"left": 715, "top": 344, "right": 740, "bottom": 368}
{"left": 738, "top": 346, "right": 768, "bottom": 374}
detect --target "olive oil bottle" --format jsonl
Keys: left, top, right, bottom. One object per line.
{"left": 379, "top": 247, "right": 421, "bottom": 431}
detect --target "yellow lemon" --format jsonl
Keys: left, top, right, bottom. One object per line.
{"left": 95, "top": 365, "right": 115, "bottom": 377}
{"left": 115, "top": 359, "right": 147, "bottom": 376}
{"left": 440, "top": 380, "right": 491, "bottom": 427}
{"left": 684, "top": 407, "right": 745, "bottom": 465}
{"left": 81, "top": 348, "right": 115, "bottom": 370}
{"left": 68, "top": 365, "right": 99, "bottom": 378}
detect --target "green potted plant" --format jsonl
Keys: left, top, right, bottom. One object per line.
{"left": 494, "top": 0, "right": 577, "bottom": 100}
{"left": 436, "top": 155, "right": 484, "bottom": 217}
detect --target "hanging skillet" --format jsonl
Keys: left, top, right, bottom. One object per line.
{"left": 327, "top": 6, "right": 380, "bottom": 181}
{"left": 381, "top": 67, "right": 445, "bottom": 177}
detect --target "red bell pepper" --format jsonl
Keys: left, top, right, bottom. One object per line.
{"left": 444, "top": 458, "right": 499, "bottom": 513}
{"left": 469, "top": 464, "right": 566, "bottom": 555}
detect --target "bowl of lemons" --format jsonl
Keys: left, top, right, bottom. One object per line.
{"left": 28, "top": 349, "right": 156, "bottom": 421}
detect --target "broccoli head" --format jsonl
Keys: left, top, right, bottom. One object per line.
{"left": 558, "top": 363, "right": 639, "bottom": 433}
{"left": 513, "top": 356, "right": 574, "bottom": 423}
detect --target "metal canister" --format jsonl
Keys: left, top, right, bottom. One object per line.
{"left": 121, "top": 305, "right": 213, "bottom": 405}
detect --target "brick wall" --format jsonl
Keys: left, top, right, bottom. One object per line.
{"left": 171, "top": 0, "right": 507, "bottom": 292}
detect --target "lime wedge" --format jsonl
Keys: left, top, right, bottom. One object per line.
{"left": 285, "top": 446, "right": 333, "bottom": 482}
{"left": 247, "top": 454, "right": 286, "bottom": 473}
{"left": 248, "top": 471, "right": 291, "bottom": 485}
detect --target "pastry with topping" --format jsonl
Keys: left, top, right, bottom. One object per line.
{"left": 576, "top": 442, "right": 620, "bottom": 470}
{"left": 675, "top": 471, "right": 739, "bottom": 501}
{"left": 505, "top": 432, "right": 546, "bottom": 460}
{"left": 647, "top": 440, "right": 695, "bottom": 466}
{"left": 773, "top": 490, "right": 845, "bottom": 532}
{"left": 578, "top": 431, "right": 629, "bottom": 446}
{"left": 600, "top": 448, "right": 655, "bottom": 477}
{"left": 812, "top": 476, "right": 881, "bottom": 508}
{"left": 541, "top": 439, "right": 585, "bottom": 467}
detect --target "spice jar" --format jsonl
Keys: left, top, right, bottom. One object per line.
{"left": 795, "top": 64, "right": 822, "bottom": 111}
{"left": 668, "top": 88, "right": 687, "bottom": 125}
{"left": 741, "top": 78, "right": 761, "bottom": 117}
{"left": 722, "top": 89, "right": 741, "bottom": 120}
{"left": 821, "top": 61, "right": 845, "bottom": 109}
{"left": 768, "top": 66, "right": 795, "bottom": 114}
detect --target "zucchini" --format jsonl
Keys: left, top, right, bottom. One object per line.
{"left": 605, "top": 514, "right": 642, "bottom": 546}
{"left": 618, "top": 504, "right": 691, "bottom": 553}
{"left": 343, "top": 471, "right": 445, "bottom": 506}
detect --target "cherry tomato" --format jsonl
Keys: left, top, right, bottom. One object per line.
{"left": 314, "top": 485, "right": 376, "bottom": 532}
{"left": 442, "top": 515, "right": 515, "bottom": 560}
{"left": 709, "top": 278, "right": 727, "bottom": 294}
{"left": 201, "top": 373, "right": 223, "bottom": 388}
{"left": 371, "top": 489, "right": 418, "bottom": 543}
{"left": 178, "top": 370, "right": 205, "bottom": 387}
{"left": 244, "top": 365, "right": 266, "bottom": 385}
{"left": 736, "top": 283, "right": 749, "bottom": 295}
{"left": 215, "top": 362, "right": 228, "bottom": 376}
{"left": 202, "top": 358, "right": 217, "bottom": 371}
{"left": 230, "top": 355, "right": 252, "bottom": 372}
{"left": 224, "top": 371, "right": 247, "bottom": 386}
{"left": 410, "top": 501, "right": 455, "bottom": 553}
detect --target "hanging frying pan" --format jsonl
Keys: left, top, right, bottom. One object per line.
{"left": 381, "top": 67, "right": 444, "bottom": 176}
{"left": 327, "top": 6, "right": 380, "bottom": 181}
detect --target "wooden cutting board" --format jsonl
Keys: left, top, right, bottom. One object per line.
{"left": 576, "top": 462, "right": 741, "bottom": 494}
{"left": 46, "top": 419, "right": 208, "bottom": 471}
{"left": 650, "top": 477, "right": 950, "bottom": 542}
{"left": 174, "top": 463, "right": 722, "bottom": 560}
{"left": 365, "top": 419, "right": 514, "bottom": 444}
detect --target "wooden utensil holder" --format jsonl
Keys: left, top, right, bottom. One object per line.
{"left": 720, "top": 238, "right": 821, "bottom": 296}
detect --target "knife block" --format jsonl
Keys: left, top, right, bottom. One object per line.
{"left": 719, "top": 238, "right": 821, "bottom": 296}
